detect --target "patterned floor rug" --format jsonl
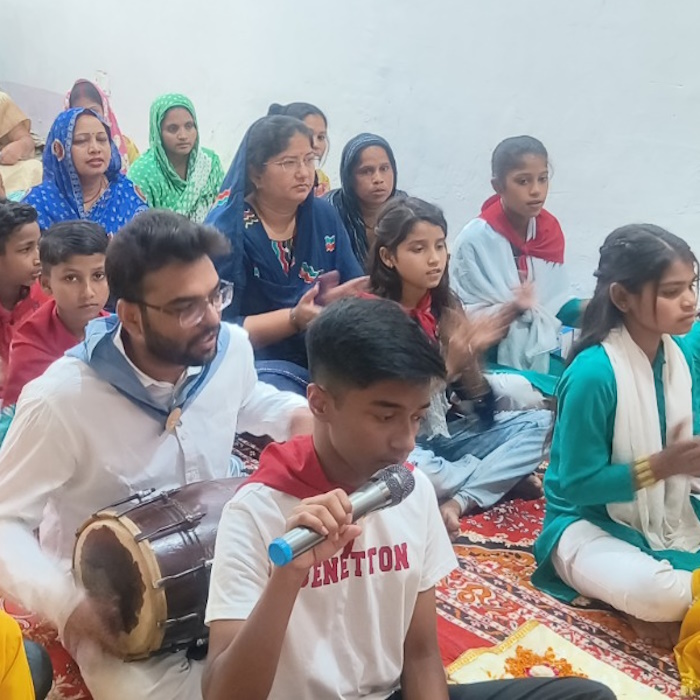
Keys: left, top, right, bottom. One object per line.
{"left": 435, "top": 497, "right": 681, "bottom": 698}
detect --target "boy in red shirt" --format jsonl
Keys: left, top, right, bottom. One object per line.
{"left": 3, "top": 220, "right": 110, "bottom": 407}
{"left": 0, "top": 200, "right": 46, "bottom": 397}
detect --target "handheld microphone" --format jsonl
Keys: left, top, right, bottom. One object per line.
{"left": 268, "top": 464, "right": 415, "bottom": 566}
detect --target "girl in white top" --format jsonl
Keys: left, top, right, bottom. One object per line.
{"left": 450, "top": 136, "right": 583, "bottom": 407}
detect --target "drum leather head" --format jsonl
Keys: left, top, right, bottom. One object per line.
{"left": 77, "top": 523, "right": 145, "bottom": 633}
{"left": 74, "top": 515, "right": 166, "bottom": 659}
{"left": 73, "top": 478, "right": 245, "bottom": 660}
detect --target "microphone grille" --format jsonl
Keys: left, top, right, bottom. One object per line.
{"left": 375, "top": 465, "right": 415, "bottom": 506}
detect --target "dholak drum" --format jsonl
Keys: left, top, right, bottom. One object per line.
{"left": 73, "top": 478, "right": 243, "bottom": 660}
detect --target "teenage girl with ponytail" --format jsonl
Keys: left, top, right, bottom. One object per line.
{"left": 532, "top": 224, "right": 700, "bottom": 684}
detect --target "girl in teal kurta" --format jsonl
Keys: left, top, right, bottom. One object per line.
{"left": 533, "top": 224, "right": 700, "bottom": 629}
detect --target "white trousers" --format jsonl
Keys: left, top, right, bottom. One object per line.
{"left": 76, "top": 644, "right": 204, "bottom": 700}
{"left": 552, "top": 519, "right": 694, "bottom": 622}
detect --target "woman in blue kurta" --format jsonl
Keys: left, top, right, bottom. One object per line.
{"left": 532, "top": 225, "right": 700, "bottom": 646}
{"left": 23, "top": 108, "right": 147, "bottom": 234}
{"left": 206, "top": 115, "right": 363, "bottom": 393}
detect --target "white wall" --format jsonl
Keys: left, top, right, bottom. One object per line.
{"left": 2, "top": 0, "right": 700, "bottom": 295}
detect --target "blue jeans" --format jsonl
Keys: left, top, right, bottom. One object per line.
{"left": 24, "top": 640, "right": 53, "bottom": 700}
{"left": 410, "top": 410, "right": 551, "bottom": 513}
{"left": 255, "top": 360, "right": 309, "bottom": 396}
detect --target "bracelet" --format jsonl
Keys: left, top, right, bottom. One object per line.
{"left": 633, "top": 456, "right": 657, "bottom": 490}
{"left": 289, "top": 307, "right": 303, "bottom": 332}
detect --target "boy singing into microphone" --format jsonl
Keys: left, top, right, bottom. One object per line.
{"left": 203, "top": 297, "right": 613, "bottom": 700}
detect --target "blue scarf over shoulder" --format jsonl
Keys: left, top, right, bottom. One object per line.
{"left": 66, "top": 315, "right": 230, "bottom": 428}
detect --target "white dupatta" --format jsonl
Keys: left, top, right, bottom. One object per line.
{"left": 449, "top": 218, "right": 573, "bottom": 373}
{"left": 603, "top": 327, "right": 700, "bottom": 551}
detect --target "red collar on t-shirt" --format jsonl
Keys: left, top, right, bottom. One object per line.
{"left": 408, "top": 292, "right": 438, "bottom": 340}
{"left": 246, "top": 435, "right": 415, "bottom": 499}
{"left": 246, "top": 435, "right": 359, "bottom": 499}
{"left": 479, "top": 194, "right": 565, "bottom": 273}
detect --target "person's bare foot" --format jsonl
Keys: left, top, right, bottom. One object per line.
{"left": 622, "top": 613, "right": 681, "bottom": 650}
{"left": 440, "top": 498, "right": 476, "bottom": 542}
{"left": 507, "top": 474, "right": 543, "bottom": 502}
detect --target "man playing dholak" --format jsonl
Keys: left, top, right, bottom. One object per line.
{"left": 0, "top": 209, "right": 312, "bottom": 699}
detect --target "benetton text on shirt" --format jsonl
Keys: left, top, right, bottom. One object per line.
{"left": 301, "top": 542, "right": 410, "bottom": 588}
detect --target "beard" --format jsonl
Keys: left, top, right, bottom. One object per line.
{"left": 142, "top": 315, "right": 220, "bottom": 367}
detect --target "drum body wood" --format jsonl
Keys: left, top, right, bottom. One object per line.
{"left": 73, "top": 478, "right": 243, "bottom": 660}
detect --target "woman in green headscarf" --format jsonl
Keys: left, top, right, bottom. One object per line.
{"left": 128, "top": 93, "right": 224, "bottom": 222}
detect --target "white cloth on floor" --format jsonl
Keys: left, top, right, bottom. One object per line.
{"left": 485, "top": 373, "right": 546, "bottom": 410}
{"left": 76, "top": 644, "right": 204, "bottom": 700}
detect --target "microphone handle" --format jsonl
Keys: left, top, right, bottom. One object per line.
{"left": 268, "top": 481, "right": 391, "bottom": 566}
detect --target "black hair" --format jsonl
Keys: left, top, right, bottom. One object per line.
{"left": 40, "top": 221, "right": 109, "bottom": 270}
{"left": 368, "top": 197, "right": 459, "bottom": 323}
{"left": 491, "top": 135, "right": 548, "bottom": 184}
{"left": 245, "top": 115, "right": 313, "bottom": 196}
{"left": 0, "top": 200, "right": 38, "bottom": 254}
{"left": 571, "top": 223, "right": 698, "bottom": 361}
{"left": 105, "top": 210, "right": 230, "bottom": 302}
{"left": 307, "top": 297, "right": 446, "bottom": 390}
{"left": 68, "top": 81, "right": 103, "bottom": 108}
{"left": 267, "top": 102, "right": 327, "bottom": 126}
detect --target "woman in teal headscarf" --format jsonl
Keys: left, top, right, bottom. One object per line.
{"left": 128, "top": 93, "right": 224, "bottom": 222}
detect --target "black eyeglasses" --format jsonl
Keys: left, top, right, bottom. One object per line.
{"left": 138, "top": 281, "right": 234, "bottom": 329}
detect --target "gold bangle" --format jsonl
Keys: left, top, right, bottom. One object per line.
{"left": 633, "top": 456, "right": 657, "bottom": 490}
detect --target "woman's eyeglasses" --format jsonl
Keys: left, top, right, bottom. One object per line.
{"left": 265, "top": 153, "right": 319, "bottom": 173}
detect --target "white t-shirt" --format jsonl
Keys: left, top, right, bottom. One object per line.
{"left": 206, "top": 466, "right": 457, "bottom": 700}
